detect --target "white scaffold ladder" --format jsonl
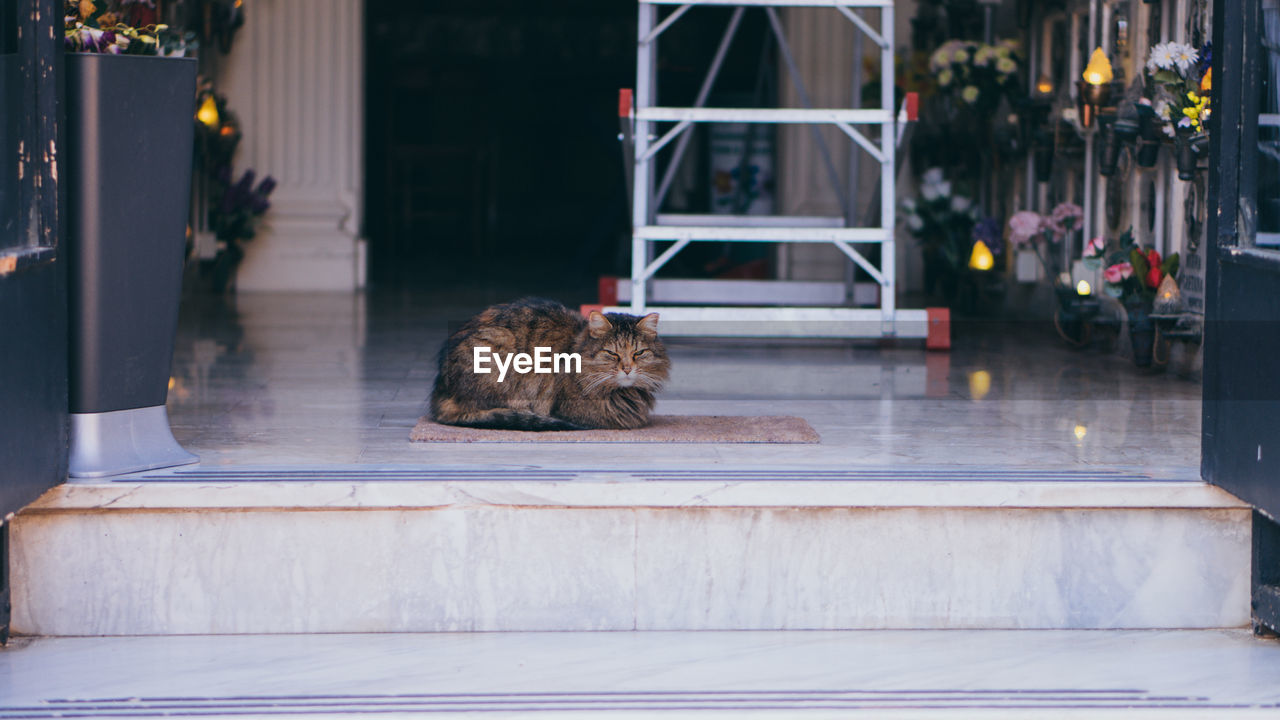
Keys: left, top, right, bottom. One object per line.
{"left": 606, "top": 0, "right": 933, "bottom": 341}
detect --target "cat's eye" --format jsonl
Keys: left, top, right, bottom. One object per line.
{"left": 602, "top": 351, "right": 620, "bottom": 360}
{"left": 633, "top": 349, "right": 649, "bottom": 359}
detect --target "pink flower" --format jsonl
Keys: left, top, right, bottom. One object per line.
{"left": 1103, "top": 262, "right": 1133, "bottom": 283}
{"left": 1007, "top": 211, "right": 1043, "bottom": 248}
{"left": 1083, "top": 236, "right": 1106, "bottom": 258}
{"left": 1048, "top": 203, "right": 1084, "bottom": 242}
{"left": 1051, "top": 202, "right": 1084, "bottom": 226}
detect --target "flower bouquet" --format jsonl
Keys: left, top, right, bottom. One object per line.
{"left": 928, "top": 38, "right": 1022, "bottom": 116}
{"left": 1097, "top": 229, "right": 1181, "bottom": 367}
{"left": 64, "top": 0, "right": 194, "bottom": 56}
{"left": 902, "top": 167, "right": 982, "bottom": 300}
{"left": 1006, "top": 202, "right": 1083, "bottom": 281}
{"left": 205, "top": 167, "right": 276, "bottom": 292}
{"left": 1145, "top": 41, "right": 1211, "bottom": 179}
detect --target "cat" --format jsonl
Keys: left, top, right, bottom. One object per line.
{"left": 430, "top": 297, "right": 670, "bottom": 431}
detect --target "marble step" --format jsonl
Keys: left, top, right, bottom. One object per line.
{"left": 5, "top": 630, "right": 1280, "bottom": 718}
{"left": 10, "top": 466, "right": 1252, "bottom": 636}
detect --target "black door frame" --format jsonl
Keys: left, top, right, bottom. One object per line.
{"left": 0, "top": 0, "right": 67, "bottom": 642}
{"left": 1203, "top": 0, "right": 1280, "bottom": 635}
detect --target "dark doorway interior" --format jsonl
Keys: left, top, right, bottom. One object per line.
{"left": 364, "top": 1, "right": 773, "bottom": 294}
{"left": 364, "top": 0, "right": 635, "bottom": 292}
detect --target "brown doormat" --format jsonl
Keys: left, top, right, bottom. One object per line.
{"left": 409, "top": 415, "right": 820, "bottom": 444}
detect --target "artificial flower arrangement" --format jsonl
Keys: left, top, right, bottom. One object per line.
{"left": 209, "top": 168, "right": 274, "bottom": 244}
{"left": 901, "top": 167, "right": 983, "bottom": 274}
{"left": 64, "top": 0, "right": 194, "bottom": 55}
{"left": 1006, "top": 202, "right": 1084, "bottom": 279}
{"left": 1144, "top": 41, "right": 1211, "bottom": 137}
{"left": 1086, "top": 228, "right": 1180, "bottom": 309}
{"left": 202, "top": 166, "right": 275, "bottom": 292}
{"left": 928, "top": 38, "right": 1022, "bottom": 114}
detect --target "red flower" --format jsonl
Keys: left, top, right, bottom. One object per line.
{"left": 1143, "top": 249, "right": 1163, "bottom": 288}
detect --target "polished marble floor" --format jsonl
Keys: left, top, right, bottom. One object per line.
{"left": 164, "top": 288, "right": 1203, "bottom": 473}
{"left": 2, "top": 630, "right": 1279, "bottom": 717}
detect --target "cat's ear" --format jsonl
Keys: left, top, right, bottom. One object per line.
{"left": 637, "top": 313, "right": 660, "bottom": 335}
{"left": 588, "top": 311, "right": 613, "bottom": 338}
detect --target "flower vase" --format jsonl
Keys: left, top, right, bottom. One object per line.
{"left": 65, "top": 53, "right": 200, "bottom": 477}
{"left": 1174, "top": 128, "right": 1200, "bottom": 181}
{"left": 1125, "top": 299, "right": 1156, "bottom": 367}
{"left": 1135, "top": 104, "right": 1162, "bottom": 168}
{"left": 1136, "top": 139, "right": 1161, "bottom": 168}
{"left": 923, "top": 244, "right": 960, "bottom": 306}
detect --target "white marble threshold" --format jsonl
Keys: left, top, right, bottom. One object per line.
{"left": 30, "top": 466, "right": 1245, "bottom": 512}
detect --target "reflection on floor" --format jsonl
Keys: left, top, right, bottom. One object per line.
{"left": 166, "top": 290, "right": 1202, "bottom": 472}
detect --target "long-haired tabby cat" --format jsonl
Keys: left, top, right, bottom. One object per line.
{"left": 431, "top": 297, "right": 670, "bottom": 431}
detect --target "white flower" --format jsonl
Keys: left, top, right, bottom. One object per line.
{"left": 1163, "top": 124, "right": 1176, "bottom": 138}
{"left": 937, "top": 181, "right": 952, "bottom": 198}
{"left": 996, "top": 57, "right": 1017, "bottom": 75}
{"left": 1169, "top": 43, "right": 1198, "bottom": 72}
{"left": 907, "top": 214, "right": 925, "bottom": 232}
{"left": 954, "top": 48, "right": 970, "bottom": 64}
{"left": 1146, "top": 42, "right": 1174, "bottom": 72}
{"left": 974, "top": 46, "right": 996, "bottom": 66}
{"left": 951, "top": 196, "right": 971, "bottom": 213}
{"left": 930, "top": 48, "right": 952, "bottom": 72}
{"left": 921, "top": 184, "right": 941, "bottom": 201}
{"left": 937, "top": 69, "right": 954, "bottom": 87}
{"left": 922, "top": 167, "right": 945, "bottom": 185}
{"left": 961, "top": 85, "right": 980, "bottom": 104}
{"left": 901, "top": 197, "right": 917, "bottom": 212}
{"left": 1154, "top": 99, "right": 1171, "bottom": 119}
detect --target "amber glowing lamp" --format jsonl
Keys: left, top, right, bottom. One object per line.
{"left": 968, "top": 240, "right": 995, "bottom": 271}
{"left": 1077, "top": 48, "right": 1114, "bottom": 128}
{"left": 197, "top": 94, "right": 220, "bottom": 129}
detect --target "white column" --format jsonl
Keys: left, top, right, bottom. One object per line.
{"left": 219, "top": 0, "right": 366, "bottom": 292}
{"left": 776, "top": 6, "right": 921, "bottom": 292}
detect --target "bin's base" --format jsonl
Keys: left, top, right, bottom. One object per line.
{"left": 69, "top": 406, "right": 198, "bottom": 478}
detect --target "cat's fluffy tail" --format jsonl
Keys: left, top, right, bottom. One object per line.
{"left": 437, "top": 408, "right": 584, "bottom": 432}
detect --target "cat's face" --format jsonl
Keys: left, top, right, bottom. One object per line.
{"left": 579, "top": 312, "right": 670, "bottom": 394}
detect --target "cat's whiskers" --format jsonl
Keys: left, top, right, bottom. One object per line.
{"left": 580, "top": 371, "right": 616, "bottom": 394}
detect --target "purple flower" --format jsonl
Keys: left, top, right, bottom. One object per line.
{"left": 234, "top": 169, "right": 256, "bottom": 194}
{"left": 1197, "top": 42, "right": 1212, "bottom": 79}
{"left": 254, "top": 175, "right": 277, "bottom": 197}
{"left": 971, "top": 217, "right": 1002, "bottom": 255}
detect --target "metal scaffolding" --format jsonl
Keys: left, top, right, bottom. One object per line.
{"left": 606, "top": 0, "right": 929, "bottom": 340}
